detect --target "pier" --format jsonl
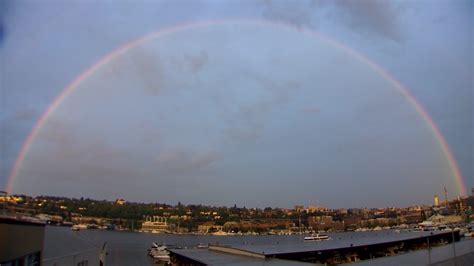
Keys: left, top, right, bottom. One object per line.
{"left": 169, "top": 230, "right": 462, "bottom": 265}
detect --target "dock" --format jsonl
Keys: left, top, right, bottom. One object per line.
{"left": 169, "top": 230, "right": 462, "bottom": 265}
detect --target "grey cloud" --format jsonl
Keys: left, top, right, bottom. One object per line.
{"left": 34, "top": 116, "right": 128, "bottom": 161}
{"left": 23, "top": 118, "right": 134, "bottom": 186}
{"left": 222, "top": 71, "right": 299, "bottom": 141}
{"left": 128, "top": 46, "right": 166, "bottom": 95}
{"left": 259, "top": 0, "right": 403, "bottom": 41}
{"left": 36, "top": 117, "right": 74, "bottom": 145}
{"left": 0, "top": 109, "right": 39, "bottom": 142}
{"left": 0, "top": 108, "right": 40, "bottom": 172}
{"left": 222, "top": 105, "right": 265, "bottom": 141}
{"left": 155, "top": 148, "right": 218, "bottom": 175}
{"left": 12, "top": 108, "right": 39, "bottom": 121}
{"left": 333, "top": 0, "right": 403, "bottom": 42}
{"left": 184, "top": 50, "right": 208, "bottom": 73}
{"left": 107, "top": 45, "right": 205, "bottom": 95}
{"left": 302, "top": 107, "right": 321, "bottom": 113}
{"left": 260, "top": 0, "right": 316, "bottom": 29}
{"left": 432, "top": 15, "right": 448, "bottom": 24}
{"left": 0, "top": 0, "right": 10, "bottom": 45}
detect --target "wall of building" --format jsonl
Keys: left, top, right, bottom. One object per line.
{"left": 0, "top": 219, "right": 45, "bottom": 263}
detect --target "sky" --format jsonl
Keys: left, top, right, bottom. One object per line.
{"left": 0, "top": 0, "right": 472, "bottom": 208}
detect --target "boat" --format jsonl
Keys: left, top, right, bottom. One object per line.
{"left": 464, "top": 231, "right": 474, "bottom": 238}
{"left": 196, "top": 243, "right": 208, "bottom": 249}
{"left": 71, "top": 224, "right": 88, "bottom": 231}
{"left": 211, "top": 230, "right": 228, "bottom": 236}
{"left": 304, "top": 233, "right": 330, "bottom": 241}
{"left": 147, "top": 242, "right": 170, "bottom": 263}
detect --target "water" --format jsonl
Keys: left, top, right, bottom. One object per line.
{"left": 44, "top": 226, "right": 318, "bottom": 265}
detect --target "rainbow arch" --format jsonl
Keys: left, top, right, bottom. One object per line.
{"left": 6, "top": 19, "right": 467, "bottom": 196}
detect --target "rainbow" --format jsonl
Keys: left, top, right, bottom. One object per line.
{"left": 6, "top": 19, "right": 467, "bottom": 196}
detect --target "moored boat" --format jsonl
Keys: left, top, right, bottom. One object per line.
{"left": 147, "top": 242, "right": 170, "bottom": 264}
{"left": 71, "top": 224, "right": 88, "bottom": 231}
{"left": 304, "top": 233, "right": 330, "bottom": 241}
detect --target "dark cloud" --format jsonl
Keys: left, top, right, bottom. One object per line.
{"left": 0, "top": 22, "right": 4, "bottom": 45}
{"left": 259, "top": 0, "right": 403, "bottom": 41}
{"left": 260, "top": 0, "right": 316, "bottom": 29}
{"left": 128, "top": 46, "right": 166, "bottom": 95}
{"left": 24, "top": 118, "right": 134, "bottom": 187}
{"left": 0, "top": 108, "right": 40, "bottom": 181}
{"left": 0, "top": 0, "right": 10, "bottom": 45}
{"left": 36, "top": 117, "right": 74, "bottom": 145}
{"left": 155, "top": 148, "right": 218, "bottom": 175}
{"left": 222, "top": 105, "right": 265, "bottom": 141}
{"left": 333, "top": 0, "right": 403, "bottom": 42}
{"left": 12, "top": 109, "right": 39, "bottom": 121}
{"left": 222, "top": 71, "right": 299, "bottom": 141}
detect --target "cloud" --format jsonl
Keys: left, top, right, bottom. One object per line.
{"left": 259, "top": 0, "right": 316, "bottom": 29}
{"left": 432, "top": 15, "right": 448, "bottom": 24}
{"left": 12, "top": 108, "right": 39, "bottom": 121}
{"left": 127, "top": 46, "right": 166, "bottom": 95}
{"left": 302, "top": 107, "right": 321, "bottom": 113}
{"left": 36, "top": 117, "right": 74, "bottom": 145}
{"left": 0, "top": 0, "right": 10, "bottom": 45}
{"left": 184, "top": 50, "right": 208, "bottom": 73}
{"left": 332, "top": 0, "right": 403, "bottom": 42}
{"left": 20, "top": 117, "right": 135, "bottom": 188}
{"left": 259, "top": 0, "right": 403, "bottom": 41}
{"left": 155, "top": 148, "right": 218, "bottom": 175}
{"left": 0, "top": 108, "right": 40, "bottom": 172}
{"left": 221, "top": 71, "right": 299, "bottom": 141}
{"left": 222, "top": 106, "right": 265, "bottom": 141}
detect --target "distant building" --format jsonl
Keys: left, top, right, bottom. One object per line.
{"left": 294, "top": 205, "right": 304, "bottom": 212}
{"left": 307, "top": 205, "right": 328, "bottom": 213}
{"left": 400, "top": 211, "right": 423, "bottom": 224}
{"left": 434, "top": 195, "right": 440, "bottom": 207}
{"left": 308, "top": 216, "right": 334, "bottom": 231}
{"left": 342, "top": 216, "right": 361, "bottom": 228}
{"left": 198, "top": 222, "right": 223, "bottom": 233}
{"left": 141, "top": 216, "right": 170, "bottom": 233}
{"left": 115, "top": 199, "right": 126, "bottom": 205}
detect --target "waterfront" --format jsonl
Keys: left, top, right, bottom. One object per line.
{"left": 43, "top": 226, "right": 474, "bottom": 265}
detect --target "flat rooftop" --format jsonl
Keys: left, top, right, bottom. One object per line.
{"left": 169, "top": 248, "right": 310, "bottom": 265}
{"left": 225, "top": 231, "right": 454, "bottom": 256}
{"left": 169, "top": 231, "right": 460, "bottom": 265}
{"left": 0, "top": 215, "right": 46, "bottom": 227}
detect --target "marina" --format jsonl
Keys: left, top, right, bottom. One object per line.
{"left": 168, "top": 230, "right": 465, "bottom": 264}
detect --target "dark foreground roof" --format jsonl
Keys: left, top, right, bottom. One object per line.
{"left": 227, "top": 231, "right": 454, "bottom": 256}
{"left": 169, "top": 248, "right": 310, "bottom": 265}
{"left": 0, "top": 215, "right": 46, "bottom": 227}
